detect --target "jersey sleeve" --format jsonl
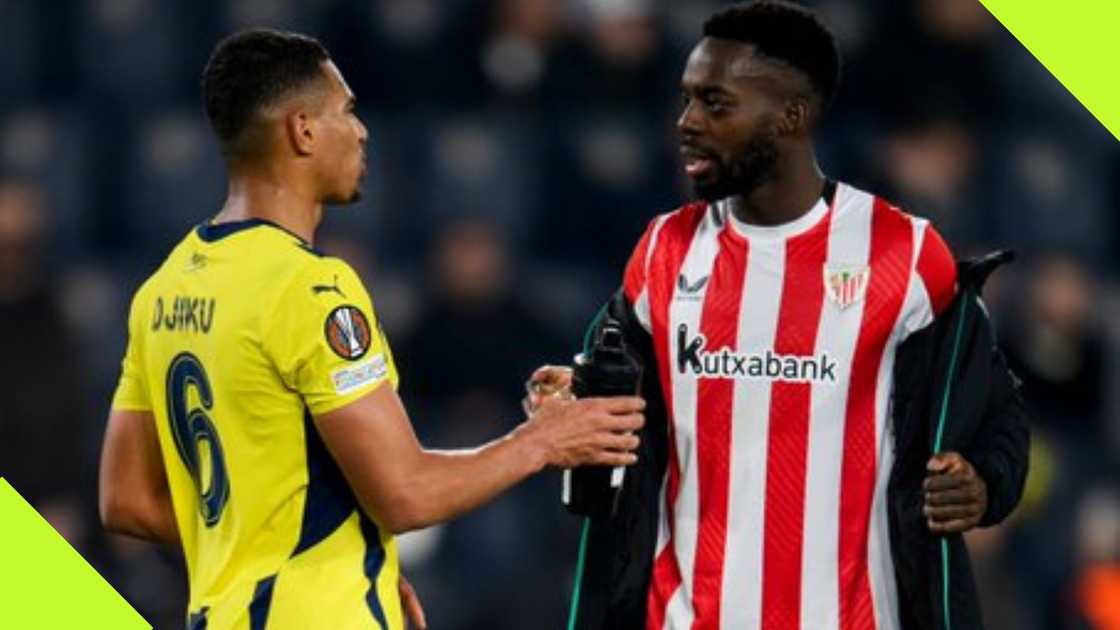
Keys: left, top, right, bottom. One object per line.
{"left": 901, "top": 222, "right": 959, "bottom": 338}
{"left": 916, "top": 223, "right": 958, "bottom": 317}
{"left": 111, "top": 290, "right": 152, "bottom": 411}
{"left": 263, "top": 258, "right": 395, "bottom": 416}
{"left": 622, "top": 216, "right": 664, "bottom": 332}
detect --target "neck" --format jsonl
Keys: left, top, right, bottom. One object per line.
{"left": 726, "top": 145, "right": 826, "bottom": 227}
{"left": 213, "top": 161, "right": 322, "bottom": 244}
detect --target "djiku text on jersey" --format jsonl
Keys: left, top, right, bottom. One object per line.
{"left": 112, "top": 220, "right": 404, "bottom": 630}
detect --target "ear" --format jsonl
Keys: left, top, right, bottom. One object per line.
{"left": 777, "top": 97, "right": 811, "bottom": 136}
{"left": 286, "top": 110, "right": 315, "bottom": 156}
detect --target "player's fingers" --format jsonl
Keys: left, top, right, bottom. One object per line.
{"left": 591, "top": 395, "right": 646, "bottom": 414}
{"left": 924, "top": 488, "right": 977, "bottom": 506}
{"left": 548, "top": 366, "right": 574, "bottom": 386}
{"left": 531, "top": 382, "right": 572, "bottom": 400}
{"left": 928, "top": 517, "right": 976, "bottom": 534}
{"left": 926, "top": 452, "right": 965, "bottom": 474}
{"left": 399, "top": 578, "right": 427, "bottom": 630}
{"left": 526, "top": 376, "right": 550, "bottom": 397}
{"left": 522, "top": 388, "right": 545, "bottom": 415}
{"left": 528, "top": 365, "right": 572, "bottom": 390}
{"left": 406, "top": 599, "right": 427, "bottom": 630}
{"left": 597, "top": 412, "right": 645, "bottom": 432}
{"left": 525, "top": 389, "right": 559, "bottom": 413}
{"left": 923, "top": 473, "right": 967, "bottom": 492}
{"left": 540, "top": 364, "right": 573, "bottom": 379}
{"left": 529, "top": 364, "right": 562, "bottom": 382}
{"left": 538, "top": 394, "right": 572, "bottom": 412}
{"left": 595, "top": 450, "right": 639, "bottom": 466}
{"left": 923, "top": 504, "right": 977, "bottom": 521}
{"left": 549, "top": 385, "right": 574, "bottom": 402}
{"left": 599, "top": 431, "right": 640, "bottom": 452}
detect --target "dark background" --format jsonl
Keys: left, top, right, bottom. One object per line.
{"left": 1, "top": 0, "right": 1118, "bottom": 628}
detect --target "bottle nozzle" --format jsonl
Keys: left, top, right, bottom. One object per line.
{"left": 599, "top": 325, "right": 624, "bottom": 350}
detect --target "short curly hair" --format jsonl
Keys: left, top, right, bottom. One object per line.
{"left": 202, "top": 28, "right": 330, "bottom": 156}
{"left": 703, "top": 1, "right": 841, "bottom": 109}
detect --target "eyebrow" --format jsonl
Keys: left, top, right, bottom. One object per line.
{"left": 683, "top": 83, "right": 733, "bottom": 98}
{"left": 701, "top": 86, "right": 732, "bottom": 97}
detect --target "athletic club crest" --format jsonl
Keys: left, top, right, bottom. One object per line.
{"left": 823, "top": 265, "right": 870, "bottom": 310}
{"left": 324, "top": 305, "right": 372, "bottom": 360}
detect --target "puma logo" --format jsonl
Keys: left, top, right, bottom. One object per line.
{"left": 312, "top": 275, "right": 347, "bottom": 298}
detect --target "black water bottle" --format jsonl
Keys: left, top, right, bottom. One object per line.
{"left": 563, "top": 318, "right": 643, "bottom": 519}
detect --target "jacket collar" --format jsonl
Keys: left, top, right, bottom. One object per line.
{"left": 957, "top": 250, "right": 1015, "bottom": 292}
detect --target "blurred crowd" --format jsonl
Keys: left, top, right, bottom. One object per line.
{"left": 1, "top": 0, "right": 1118, "bottom": 628}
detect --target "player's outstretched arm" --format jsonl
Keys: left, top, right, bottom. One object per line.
{"left": 98, "top": 409, "right": 180, "bottom": 548}
{"left": 315, "top": 382, "right": 644, "bottom": 534}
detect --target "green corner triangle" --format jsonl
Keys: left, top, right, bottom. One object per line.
{"left": 980, "top": 0, "right": 1120, "bottom": 141}
{"left": 0, "top": 478, "right": 150, "bottom": 629}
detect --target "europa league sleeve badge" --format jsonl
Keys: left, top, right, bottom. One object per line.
{"left": 324, "top": 305, "right": 372, "bottom": 360}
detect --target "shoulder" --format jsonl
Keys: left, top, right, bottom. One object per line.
{"left": 913, "top": 219, "right": 957, "bottom": 315}
{"left": 627, "top": 202, "right": 709, "bottom": 264}
{"left": 274, "top": 254, "right": 372, "bottom": 311}
{"left": 262, "top": 254, "right": 381, "bottom": 361}
{"left": 654, "top": 201, "right": 709, "bottom": 243}
{"left": 868, "top": 194, "right": 957, "bottom": 315}
{"left": 865, "top": 193, "right": 920, "bottom": 238}
{"left": 127, "top": 246, "right": 182, "bottom": 322}
{"left": 623, "top": 202, "right": 707, "bottom": 300}
{"left": 863, "top": 190, "right": 953, "bottom": 262}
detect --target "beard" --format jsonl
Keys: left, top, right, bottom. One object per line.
{"left": 692, "top": 134, "right": 780, "bottom": 203}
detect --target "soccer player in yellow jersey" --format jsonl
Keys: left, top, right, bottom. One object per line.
{"left": 97, "top": 29, "right": 645, "bottom": 630}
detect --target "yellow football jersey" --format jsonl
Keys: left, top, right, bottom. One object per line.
{"left": 112, "top": 219, "right": 403, "bottom": 630}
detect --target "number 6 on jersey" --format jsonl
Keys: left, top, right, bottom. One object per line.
{"left": 166, "top": 352, "right": 231, "bottom": 526}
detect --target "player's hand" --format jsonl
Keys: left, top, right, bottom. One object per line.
{"left": 523, "top": 365, "right": 574, "bottom": 416}
{"left": 520, "top": 395, "right": 645, "bottom": 469}
{"left": 399, "top": 574, "right": 427, "bottom": 630}
{"left": 923, "top": 452, "right": 988, "bottom": 535}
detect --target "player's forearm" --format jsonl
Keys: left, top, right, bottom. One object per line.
{"left": 100, "top": 489, "right": 181, "bottom": 549}
{"left": 374, "top": 428, "right": 546, "bottom": 533}
{"left": 144, "top": 498, "right": 181, "bottom": 549}
{"left": 326, "top": 385, "right": 642, "bottom": 533}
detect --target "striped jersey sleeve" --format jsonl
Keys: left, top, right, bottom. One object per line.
{"left": 623, "top": 214, "right": 671, "bottom": 332}
{"left": 915, "top": 223, "right": 957, "bottom": 316}
{"left": 262, "top": 257, "right": 396, "bottom": 416}
{"left": 898, "top": 219, "right": 958, "bottom": 340}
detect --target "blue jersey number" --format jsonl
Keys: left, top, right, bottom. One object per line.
{"left": 166, "top": 352, "right": 230, "bottom": 527}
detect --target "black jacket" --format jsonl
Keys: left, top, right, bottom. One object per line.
{"left": 570, "top": 252, "right": 1030, "bottom": 630}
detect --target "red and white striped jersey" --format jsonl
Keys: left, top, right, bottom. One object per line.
{"left": 622, "top": 182, "right": 957, "bottom": 630}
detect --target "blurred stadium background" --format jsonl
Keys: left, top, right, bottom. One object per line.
{"left": 1, "top": 0, "right": 1118, "bottom": 628}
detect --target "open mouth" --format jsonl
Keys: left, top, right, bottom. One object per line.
{"left": 681, "top": 146, "right": 716, "bottom": 179}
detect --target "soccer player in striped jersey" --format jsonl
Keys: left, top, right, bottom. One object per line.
{"left": 97, "top": 29, "right": 645, "bottom": 630}
{"left": 531, "top": 2, "right": 1029, "bottom": 629}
